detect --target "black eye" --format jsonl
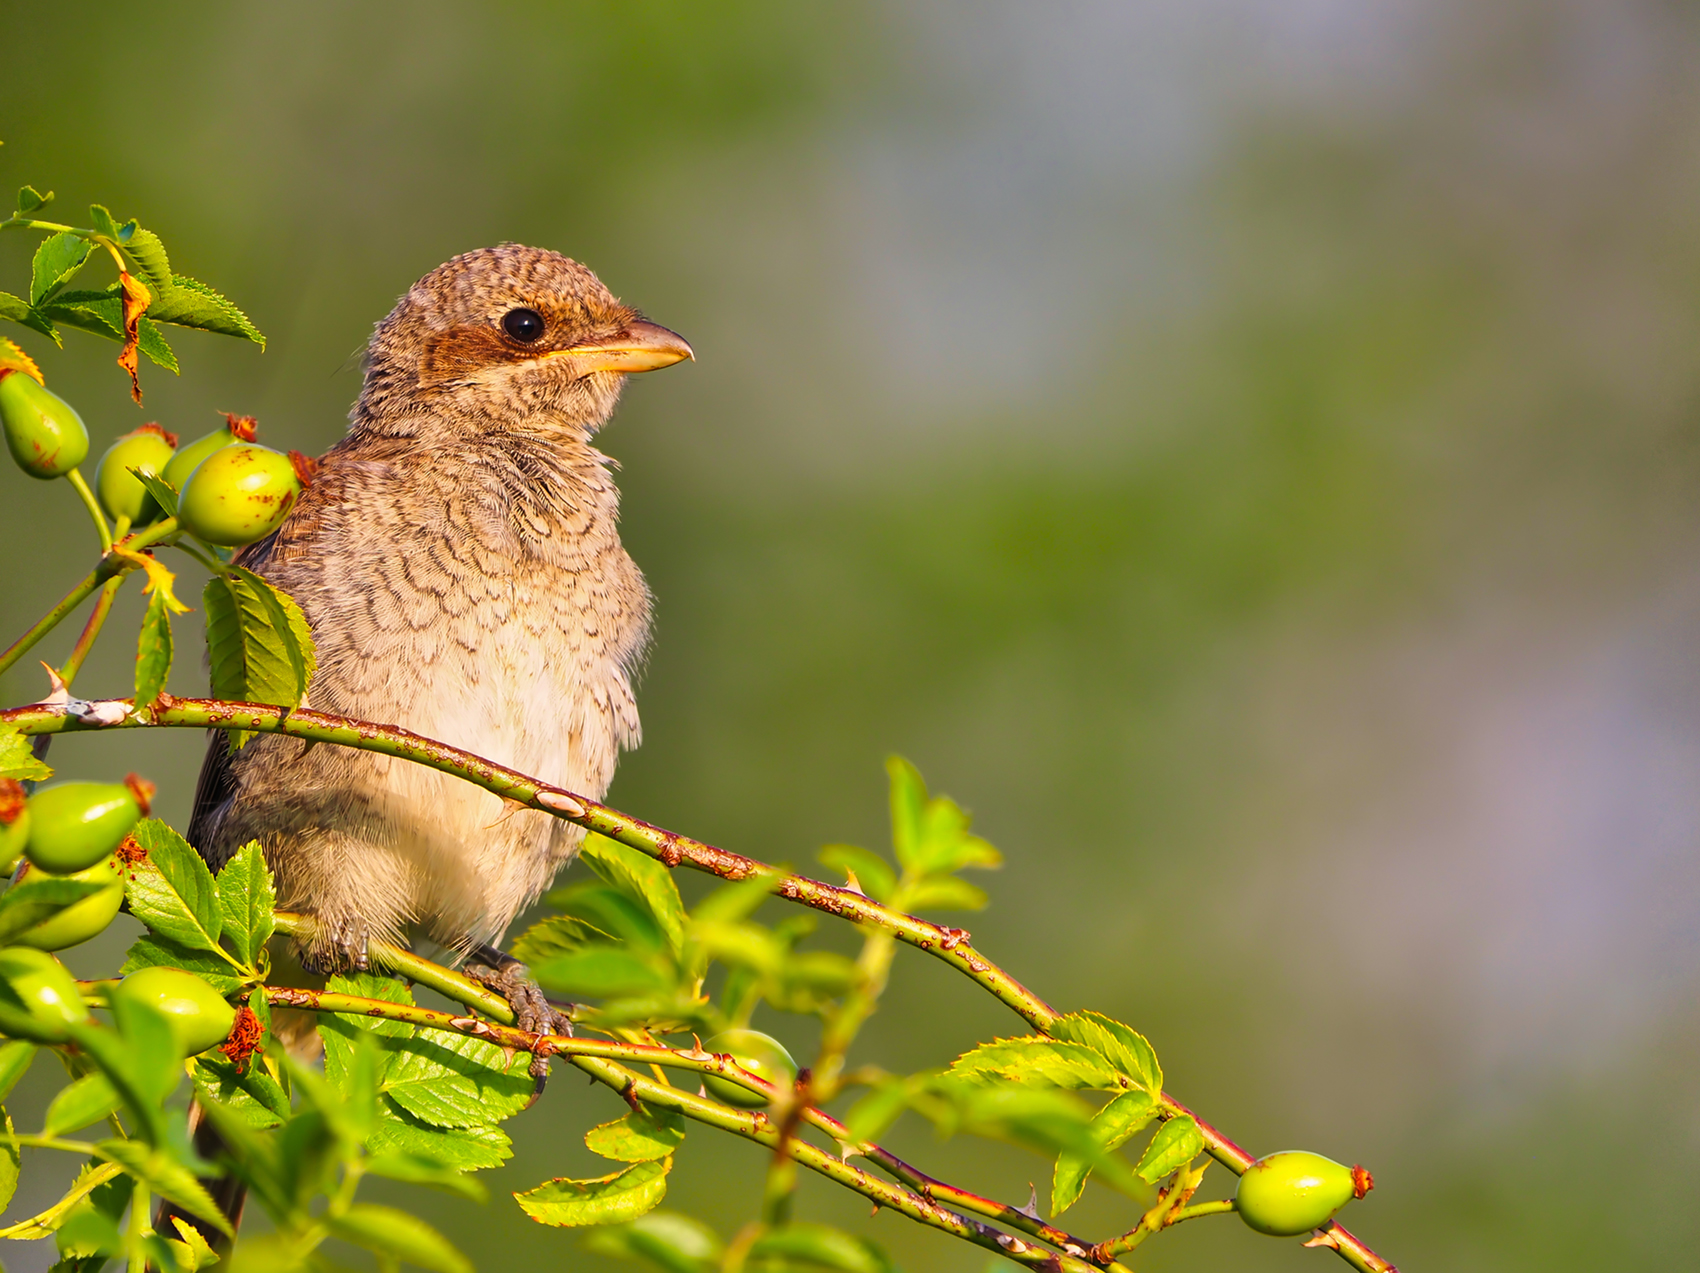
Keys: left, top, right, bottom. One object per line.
{"left": 502, "top": 308, "right": 545, "bottom": 342}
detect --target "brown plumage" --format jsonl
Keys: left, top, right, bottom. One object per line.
{"left": 188, "top": 243, "right": 690, "bottom": 991}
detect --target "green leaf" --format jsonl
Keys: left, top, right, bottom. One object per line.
{"left": 121, "top": 934, "right": 245, "bottom": 995}
{"left": 886, "top": 756, "right": 927, "bottom": 872}
{"left": 124, "top": 819, "right": 225, "bottom": 956}
{"left": 381, "top": 1030, "right": 534, "bottom": 1129}
{"left": 55, "top": 1201, "right": 123, "bottom": 1258}
{"left": 749, "top": 1223, "right": 897, "bottom": 1273}
{"left": 0, "top": 1039, "right": 37, "bottom": 1101}
{"left": 511, "top": 914, "right": 609, "bottom": 965}
{"left": 550, "top": 882, "right": 666, "bottom": 952}
{"left": 690, "top": 919, "right": 784, "bottom": 975}
{"left": 31, "top": 232, "right": 91, "bottom": 306}
{"left": 817, "top": 844, "right": 895, "bottom": 903}
{"left": 584, "top": 1107, "right": 686, "bottom": 1163}
{"left": 364, "top": 1151, "right": 490, "bottom": 1202}
{"left": 137, "top": 317, "right": 178, "bottom": 373}
{"left": 582, "top": 1211, "right": 722, "bottom": 1273}
{"left": 94, "top": 1139, "right": 232, "bottom": 1235}
{"left": 134, "top": 587, "right": 174, "bottom": 708}
{"left": 899, "top": 875, "right": 987, "bottom": 912}
{"left": 365, "top": 1103, "right": 514, "bottom": 1171}
{"left": 1050, "top": 1090, "right": 1157, "bottom": 1215}
{"left": 1047, "top": 1012, "right": 1162, "bottom": 1096}
{"left": 121, "top": 229, "right": 172, "bottom": 295}
{"left": 911, "top": 796, "right": 1000, "bottom": 877}
{"left": 945, "top": 1037, "right": 1126, "bottom": 1091}
{"left": 214, "top": 841, "right": 274, "bottom": 968}
{"left": 1135, "top": 1114, "right": 1203, "bottom": 1184}
{"left": 843, "top": 1079, "right": 911, "bottom": 1144}
{"left": 327, "top": 1203, "right": 471, "bottom": 1273}
{"left": 515, "top": 1158, "right": 670, "bottom": 1228}
{"left": 0, "top": 1107, "right": 17, "bottom": 1212}
{"left": 0, "top": 721, "right": 51, "bottom": 781}
{"left": 165, "top": 1215, "right": 221, "bottom": 1271}
{"left": 147, "top": 275, "right": 265, "bottom": 347}
{"left": 40, "top": 292, "right": 122, "bottom": 339}
{"left": 0, "top": 875, "right": 106, "bottom": 945}
{"left": 17, "top": 185, "right": 51, "bottom": 214}
{"left": 134, "top": 469, "right": 179, "bottom": 518}
{"left": 0, "top": 290, "right": 58, "bottom": 342}
{"left": 580, "top": 833, "right": 686, "bottom": 958}
{"left": 531, "top": 946, "right": 672, "bottom": 999}
{"left": 320, "top": 973, "right": 414, "bottom": 1093}
{"left": 43, "top": 1073, "right": 120, "bottom": 1137}
{"left": 87, "top": 205, "right": 119, "bottom": 239}
{"left": 203, "top": 568, "right": 316, "bottom": 749}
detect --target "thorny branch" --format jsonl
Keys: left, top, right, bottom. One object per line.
{"left": 9, "top": 696, "right": 1397, "bottom": 1273}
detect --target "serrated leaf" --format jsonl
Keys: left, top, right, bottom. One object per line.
{"left": 510, "top": 914, "right": 609, "bottom": 965}
{"left": 1135, "top": 1114, "right": 1203, "bottom": 1184}
{"left": 580, "top": 833, "right": 686, "bottom": 958}
{"left": 1048, "top": 1011, "right": 1162, "bottom": 1096}
{"left": 134, "top": 469, "right": 179, "bottom": 518}
{"left": 147, "top": 275, "right": 265, "bottom": 346}
{"left": 31, "top": 232, "right": 91, "bottom": 306}
{"left": 749, "top": 1223, "right": 896, "bottom": 1273}
{"left": 17, "top": 186, "right": 51, "bottom": 214}
{"left": 124, "top": 819, "right": 225, "bottom": 956}
{"left": 584, "top": 1107, "right": 686, "bottom": 1163}
{"left": 531, "top": 946, "right": 672, "bottom": 999}
{"left": 0, "top": 1107, "right": 17, "bottom": 1212}
{"left": 120, "top": 935, "right": 244, "bottom": 995}
{"left": 1051, "top": 1089, "right": 1157, "bottom": 1215}
{"left": 0, "top": 875, "right": 106, "bottom": 945}
{"left": 121, "top": 229, "right": 171, "bottom": 294}
{"left": 381, "top": 1030, "right": 533, "bottom": 1129}
{"left": 0, "top": 335, "right": 42, "bottom": 383}
{"left": 899, "top": 875, "right": 987, "bottom": 912}
{"left": 167, "top": 1216, "right": 220, "bottom": 1271}
{"left": 0, "top": 722, "right": 51, "bottom": 781}
{"left": 0, "top": 290, "right": 59, "bottom": 342}
{"left": 320, "top": 973, "right": 414, "bottom": 1094}
{"left": 886, "top": 756, "right": 927, "bottom": 871}
{"left": 203, "top": 568, "right": 315, "bottom": 749}
{"left": 365, "top": 1101, "right": 513, "bottom": 1171}
{"left": 95, "top": 1139, "right": 233, "bottom": 1236}
{"left": 214, "top": 841, "right": 273, "bottom": 967}
{"left": 191, "top": 1052, "right": 289, "bottom": 1129}
{"left": 88, "top": 205, "right": 119, "bottom": 239}
{"left": 582, "top": 1211, "right": 722, "bottom": 1273}
{"left": 43, "top": 1073, "right": 120, "bottom": 1137}
{"left": 134, "top": 587, "right": 174, "bottom": 708}
{"left": 945, "top": 1037, "right": 1126, "bottom": 1091}
{"left": 327, "top": 1203, "right": 471, "bottom": 1273}
{"left": 515, "top": 1158, "right": 670, "bottom": 1228}
{"left": 818, "top": 844, "right": 896, "bottom": 903}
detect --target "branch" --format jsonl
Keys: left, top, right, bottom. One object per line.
{"left": 6, "top": 697, "right": 1396, "bottom": 1273}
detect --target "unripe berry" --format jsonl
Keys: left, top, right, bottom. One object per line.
{"left": 161, "top": 411, "right": 256, "bottom": 492}
{"left": 0, "top": 371, "right": 88, "bottom": 479}
{"left": 702, "top": 1029, "right": 799, "bottom": 1108}
{"left": 11, "top": 855, "right": 126, "bottom": 952}
{"left": 0, "top": 946, "right": 89, "bottom": 1041}
{"left": 109, "top": 966, "right": 237, "bottom": 1056}
{"left": 1234, "top": 1150, "right": 1369, "bottom": 1237}
{"left": 177, "top": 442, "right": 301, "bottom": 546}
{"left": 96, "top": 423, "right": 177, "bottom": 524}
{"left": 24, "top": 777, "right": 149, "bottom": 874}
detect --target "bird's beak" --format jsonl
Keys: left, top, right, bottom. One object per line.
{"left": 543, "top": 321, "right": 694, "bottom": 374}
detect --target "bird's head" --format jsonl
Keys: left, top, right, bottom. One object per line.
{"left": 356, "top": 244, "right": 691, "bottom": 437}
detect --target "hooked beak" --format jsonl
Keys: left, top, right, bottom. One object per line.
{"left": 542, "top": 320, "right": 694, "bottom": 374}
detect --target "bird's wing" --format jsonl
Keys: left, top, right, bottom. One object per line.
{"left": 185, "top": 732, "right": 237, "bottom": 868}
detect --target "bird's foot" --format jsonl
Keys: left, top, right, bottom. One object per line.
{"left": 465, "top": 945, "right": 572, "bottom": 1083}
{"left": 295, "top": 915, "right": 371, "bottom": 976}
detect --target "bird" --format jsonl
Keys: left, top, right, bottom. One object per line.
{"left": 186, "top": 244, "right": 691, "bottom": 1044}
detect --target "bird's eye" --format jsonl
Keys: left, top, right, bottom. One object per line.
{"left": 502, "top": 308, "right": 545, "bottom": 342}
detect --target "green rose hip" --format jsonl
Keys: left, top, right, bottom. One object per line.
{"left": 0, "top": 371, "right": 89, "bottom": 479}
{"left": 161, "top": 410, "right": 256, "bottom": 492}
{"left": 177, "top": 441, "right": 302, "bottom": 546}
{"left": 0, "top": 946, "right": 90, "bottom": 1041}
{"left": 11, "top": 855, "right": 126, "bottom": 952}
{"left": 24, "top": 777, "right": 150, "bottom": 874}
{"left": 702, "top": 1029, "right": 799, "bottom": 1108}
{"left": 109, "top": 966, "right": 237, "bottom": 1057}
{"left": 95, "top": 422, "right": 177, "bottom": 524}
{"left": 1234, "top": 1150, "right": 1370, "bottom": 1236}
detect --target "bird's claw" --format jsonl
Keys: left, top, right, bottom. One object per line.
{"left": 465, "top": 946, "right": 572, "bottom": 1083}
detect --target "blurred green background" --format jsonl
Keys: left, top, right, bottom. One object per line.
{"left": 2, "top": 1, "right": 1699, "bottom": 1268}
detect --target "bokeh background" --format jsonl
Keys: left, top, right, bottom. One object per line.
{"left": 2, "top": 1, "right": 1698, "bottom": 1268}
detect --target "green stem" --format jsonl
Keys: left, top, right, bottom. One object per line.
{"left": 8, "top": 1134, "right": 98, "bottom": 1154}
{"left": 127, "top": 1180, "right": 149, "bottom": 1273}
{"left": 1167, "top": 1199, "right": 1236, "bottom": 1224}
{"left": 66, "top": 469, "right": 113, "bottom": 553}
{"left": 59, "top": 576, "right": 123, "bottom": 688}
{"left": 5, "top": 700, "right": 1397, "bottom": 1273}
